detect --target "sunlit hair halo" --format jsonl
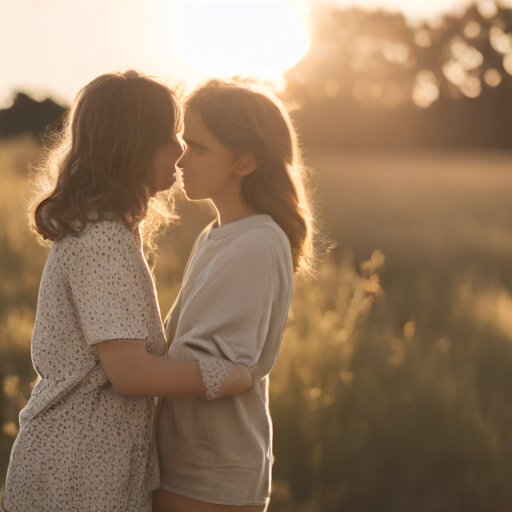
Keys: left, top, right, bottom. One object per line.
{"left": 185, "top": 78, "right": 316, "bottom": 273}
{"left": 31, "top": 69, "right": 182, "bottom": 250}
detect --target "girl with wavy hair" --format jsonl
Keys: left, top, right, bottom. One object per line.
{"left": 154, "top": 79, "right": 316, "bottom": 512}
{"left": 2, "top": 70, "right": 251, "bottom": 512}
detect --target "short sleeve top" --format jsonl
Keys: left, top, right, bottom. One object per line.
{"left": 25, "top": 218, "right": 166, "bottom": 422}
{"left": 157, "top": 214, "right": 294, "bottom": 506}
{"left": 3, "top": 218, "right": 166, "bottom": 512}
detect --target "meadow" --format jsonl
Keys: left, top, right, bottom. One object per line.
{"left": 1, "top": 138, "right": 512, "bottom": 511}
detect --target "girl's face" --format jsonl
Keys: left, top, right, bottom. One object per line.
{"left": 177, "top": 109, "right": 240, "bottom": 201}
{"left": 153, "top": 138, "right": 184, "bottom": 193}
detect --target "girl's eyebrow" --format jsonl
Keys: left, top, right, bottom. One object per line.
{"left": 183, "top": 139, "right": 207, "bottom": 151}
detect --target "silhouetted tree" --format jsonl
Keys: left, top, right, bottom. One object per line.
{"left": 0, "top": 93, "right": 67, "bottom": 138}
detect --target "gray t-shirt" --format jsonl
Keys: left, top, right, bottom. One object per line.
{"left": 156, "top": 214, "right": 294, "bottom": 506}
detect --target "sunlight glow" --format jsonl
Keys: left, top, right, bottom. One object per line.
{"left": 168, "top": 1, "right": 309, "bottom": 80}
{"left": 413, "top": 71, "right": 439, "bottom": 109}
{"left": 484, "top": 68, "right": 503, "bottom": 87}
{"left": 490, "top": 26, "right": 512, "bottom": 54}
{"left": 330, "top": 0, "right": 474, "bottom": 24}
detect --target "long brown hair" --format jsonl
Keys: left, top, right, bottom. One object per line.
{"left": 185, "top": 79, "right": 316, "bottom": 273}
{"left": 31, "top": 69, "right": 181, "bottom": 248}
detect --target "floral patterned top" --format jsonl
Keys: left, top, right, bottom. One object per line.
{"left": 2, "top": 218, "right": 166, "bottom": 512}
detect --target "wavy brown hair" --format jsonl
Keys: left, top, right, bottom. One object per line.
{"left": 185, "top": 79, "right": 316, "bottom": 273}
{"left": 31, "top": 69, "right": 182, "bottom": 250}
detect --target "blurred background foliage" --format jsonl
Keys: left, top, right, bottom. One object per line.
{"left": 285, "top": 2, "right": 512, "bottom": 149}
{"left": 2, "top": 1, "right": 512, "bottom": 511}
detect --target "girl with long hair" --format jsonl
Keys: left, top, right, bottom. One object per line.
{"left": 1, "top": 70, "right": 251, "bottom": 512}
{"left": 154, "top": 79, "right": 316, "bottom": 512}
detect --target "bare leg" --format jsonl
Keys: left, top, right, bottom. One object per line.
{"left": 153, "top": 489, "right": 267, "bottom": 512}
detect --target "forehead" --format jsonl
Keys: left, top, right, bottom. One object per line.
{"left": 183, "top": 109, "right": 215, "bottom": 143}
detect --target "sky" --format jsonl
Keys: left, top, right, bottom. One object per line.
{"left": 0, "top": 0, "right": 488, "bottom": 107}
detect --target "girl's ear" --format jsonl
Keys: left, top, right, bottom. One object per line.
{"left": 234, "top": 153, "right": 259, "bottom": 177}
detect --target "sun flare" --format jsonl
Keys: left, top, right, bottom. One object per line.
{"left": 168, "top": 1, "right": 309, "bottom": 81}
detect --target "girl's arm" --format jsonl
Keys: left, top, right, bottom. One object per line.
{"left": 96, "top": 339, "right": 251, "bottom": 398}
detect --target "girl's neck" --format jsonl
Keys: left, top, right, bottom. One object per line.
{"left": 211, "top": 194, "right": 260, "bottom": 227}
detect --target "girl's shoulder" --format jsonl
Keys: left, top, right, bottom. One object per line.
{"left": 221, "top": 218, "right": 293, "bottom": 277}
{"left": 58, "top": 217, "right": 135, "bottom": 249}
{"left": 229, "top": 219, "right": 294, "bottom": 286}
{"left": 236, "top": 217, "right": 291, "bottom": 255}
{"left": 54, "top": 218, "right": 143, "bottom": 270}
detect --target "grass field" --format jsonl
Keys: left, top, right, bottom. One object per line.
{"left": 310, "top": 149, "right": 512, "bottom": 257}
{"left": 1, "top": 138, "right": 512, "bottom": 511}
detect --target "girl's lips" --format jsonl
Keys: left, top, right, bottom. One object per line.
{"left": 173, "top": 168, "right": 184, "bottom": 188}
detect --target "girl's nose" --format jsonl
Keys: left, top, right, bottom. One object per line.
{"left": 176, "top": 146, "right": 187, "bottom": 168}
